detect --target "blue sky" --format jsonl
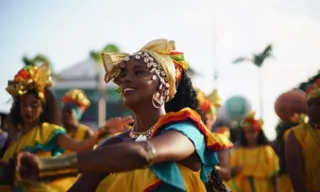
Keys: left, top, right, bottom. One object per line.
{"left": 1, "top": 0, "right": 319, "bottom": 139}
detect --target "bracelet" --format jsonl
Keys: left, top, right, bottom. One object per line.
{"left": 36, "top": 153, "right": 78, "bottom": 178}
{"left": 138, "top": 141, "right": 156, "bottom": 168}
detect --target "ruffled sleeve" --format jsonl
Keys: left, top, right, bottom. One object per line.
{"left": 158, "top": 120, "right": 219, "bottom": 182}
{"left": 24, "top": 123, "right": 67, "bottom": 157}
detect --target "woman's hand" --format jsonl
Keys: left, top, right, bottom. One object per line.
{"left": 231, "top": 166, "right": 243, "bottom": 177}
{"left": 15, "top": 152, "right": 39, "bottom": 181}
{"left": 98, "top": 116, "right": 134, "bottom": 136}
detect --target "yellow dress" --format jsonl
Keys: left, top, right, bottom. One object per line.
{"left": 278, "top": 128, "right": 293, "bottom": 192}
{"left": 96, "top": 108, "right": 222, "bottom": 192}
{"left": 292, "top": 123, "right": 320, "bottom": 191}
{"left": 0, "top": 123, "right": 66, "bottom": 192}
{"left": 228, "top": 145, "right": 279, "bottom": 192}
{"left": 48, "top": 124, "right": 91, "bottom": 191}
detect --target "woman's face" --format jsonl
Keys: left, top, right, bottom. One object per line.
{"left": 19, "top": 93, "right": 42, "bottom": 125}
{"left": 307, "top": 97, "right": 320, "bottom": 124}
{"left": 205, "top": 113, "right": 216, "bottom": 130}
{"left": 61, "top": 105, "right": 78, "bottom": 126}
{"left": 119, "top": 58, "right": 160, "bottom": 108}
{"left": 244, "top": 129, "right": 259, "bottom": 144}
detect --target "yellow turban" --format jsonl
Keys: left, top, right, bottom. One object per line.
{"left": 62, "top": 89, "right": 90, "bottom": 108}
{"left": 6, "top": 63, "right": 53, "bottom": 102}
{"left": 101, "top": 39, "right": 188, "bottom": 101}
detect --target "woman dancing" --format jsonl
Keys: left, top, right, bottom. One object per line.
{"left": 17, "top": 39, "right": 227, "bottom": 192}
{"left": 0, "top": 64, "right": 129, "bottom": 191}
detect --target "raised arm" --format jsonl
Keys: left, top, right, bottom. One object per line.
{"left": 285, "top": 131, "right": 305, "bottom": 192}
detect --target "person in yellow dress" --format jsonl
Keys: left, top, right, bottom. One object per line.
{"left": 61, "top": 89, "right": 95, "bottom": 147}
{"left": 16, "top": 39, "right": 228, "bottom": 192}
{"left": 196, "top": 88, "right": 233, "bottom": 191}
{"left": 0, "top": 63, "right": 130, "bottom": 191}
{"left": 229, "top": 111, "right": 279, "bottom": 192}
{"left": 285, "top": 79, "right": 320, "bottom": 192}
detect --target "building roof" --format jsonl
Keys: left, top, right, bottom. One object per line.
{"left": 53, "top": 57, "right": 117, "bottom": 89}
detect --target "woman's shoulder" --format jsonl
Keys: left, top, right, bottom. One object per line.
{"left": 40, "top": 122, "right": 66, "bottom": 134}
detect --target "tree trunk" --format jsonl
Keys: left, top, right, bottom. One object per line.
{"left": 258, "top": 68, "right": 264, "bottom": 119}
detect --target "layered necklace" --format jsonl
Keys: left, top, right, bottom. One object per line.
{"left": 130, "top": 125, "right": 155, "bottom": 142}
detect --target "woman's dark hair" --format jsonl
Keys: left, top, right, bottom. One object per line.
{"left": 238, "top": 128, "right": 270, "bottom": 147}
{"left": 165, "top": 69, "right": 206, "bottom": 123}
{"left": 165, "top": 70, "right": 227, "bottom": 192}
{"left": 8, "top": 88, "right": 62, "bottom": 130}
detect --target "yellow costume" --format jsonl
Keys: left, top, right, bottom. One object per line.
{"left": 292, "top": 122, "right": 320, "bottom": 191}
{"left": 0, "top": 123, "right": 66, "bottom": 191}
{"left": 228, "top": 111, "right": 279, "bottom": 192}
{"left": 277, "top": 113, "right": 306, "bottom": 192}
{"left": 48, "top": 89, "right": 92, "bottom": 191}
{"left": 229, "top": 146, "right": 279, "bottom": 192}
{"left": 96, "top": 108, "right": 221, "bottom": 192}
{"left": 287, "top": 79, "right": 320, "bottom": 191}
{"left": 0, "top": 64, "right": 67, "bottom": 192}
{"left": 96, "top": 39, "right": 222, "bottom": 191}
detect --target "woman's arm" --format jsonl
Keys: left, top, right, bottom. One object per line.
{"left": 35, "top": 130, "right": 196, "bottom": 175}
{"left": 57, "top": 116, "right": 134, "bottom": 152}
{"left": 68, "top": 135, "right": 125, "bottom": 192}
{"left": 76, "top": 130, "right": 195, "bottom": 173}
{"left": 217, "top": 150, "right": 231, "bottom": 181}
{"left": 84, "top": 127, "right": 95, "bottom": 139}
{"left": 285, "top": 131, "right": 306, "bottom": 192}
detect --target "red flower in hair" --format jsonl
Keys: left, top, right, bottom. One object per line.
{"left": 251, "top": 120, "right": 261, "bottom": 130}
{"left": 200, "top": 100, "right": 211, "bottom": 113}
{"left": 16, "top": 69, "right": 30, "bottom": 79}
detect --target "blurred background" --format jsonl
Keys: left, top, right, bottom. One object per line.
{"left": 0, "top": 0, "right": 319, "bottom": 140}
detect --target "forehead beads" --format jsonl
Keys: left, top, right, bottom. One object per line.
{"left": 123, "top": 51, "right": 170, "bottom": 108}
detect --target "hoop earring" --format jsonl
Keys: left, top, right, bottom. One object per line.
{"left": 152, "top": 92, "right": 163, "bottom": 108}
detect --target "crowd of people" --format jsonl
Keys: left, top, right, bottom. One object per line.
{"left": 0, "top": 38, "right": 319, "bottom": 192}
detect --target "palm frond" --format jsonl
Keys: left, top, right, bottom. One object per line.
{"left": 233, "top": 57, "right": 251, "bottom": 64}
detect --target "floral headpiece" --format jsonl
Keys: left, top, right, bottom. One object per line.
{"left": 289, "top": 113, "right": 308, "bottom": 124}
{"left": 306, "top": 79, "right": 320, "bottom": 100}
{"left": 197, "top": 89, "right": 222, "bottom": 115}
{"left": 62, "top": 89, "right": 90, "bottom": 109}
{"left": 101, "top": 39, "right": 188, "bottom": 106}
{"left": 6, "top": 64, "right": 53, "bottom": 102}
{"left": 241, "top": 111, "right": 263, "bottom": 132}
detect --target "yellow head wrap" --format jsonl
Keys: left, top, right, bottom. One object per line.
{"left": 306, "top": 79, "right": 320, "bottom": 100}
{"left": 62, "top": 89, "right": 90, "bottom": 108}
{"left": 6, "top": 64, "right": 53, "bottom": 102}
{"left": 101, "top": 39, "right": 188, "bottom": 101}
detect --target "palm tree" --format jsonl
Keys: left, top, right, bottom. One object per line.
{"left": 90, "top": 44, "right": 121, "bottom": 127}
{"left": 233, "top": 44, "right": 274, "bottom": 118}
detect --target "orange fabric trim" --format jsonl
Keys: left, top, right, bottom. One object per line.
{"left": 151, "top": 108, "right": 221, "bottom": 151}
{"left": 144, "top": 181, "right": 163, "bottom": 192}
